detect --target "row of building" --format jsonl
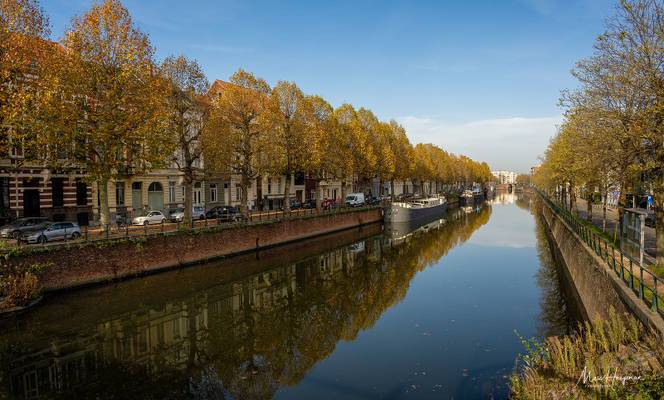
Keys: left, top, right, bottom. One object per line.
{"left": 491, "top": 170, "right": 519, "bottom": 185}
{"left": 4, "top": 75, "right": 460, "bottom": 225}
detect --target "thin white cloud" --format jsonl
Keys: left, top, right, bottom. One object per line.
{"left": 397, "top": 115, "right": 562, "bottom": 173}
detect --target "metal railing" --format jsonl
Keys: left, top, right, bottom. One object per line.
{"left": 536, "top": 188, "right": 662, "bottom": 317}
{"left": 1, "top": 203, "right": 384, "bottom": 251}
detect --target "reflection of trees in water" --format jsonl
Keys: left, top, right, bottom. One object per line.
{"left": 514, "top": 193, "right": 533, "bottom": 212}
{"left": 0, "top": 207, "right": 492, "bottom": 400}
{"left": 527, "top": 196, "right": 577, "bottom": 338}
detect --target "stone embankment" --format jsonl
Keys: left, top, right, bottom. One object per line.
{"left": 6, "top": 207, "right": 383, "bottom": 293}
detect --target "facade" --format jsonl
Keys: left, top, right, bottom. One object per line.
{"left": 491, "top": 170, "right": 518, "bottom": 185}
{"left": 0, "top": 156, "right": 92, "bottom": 226}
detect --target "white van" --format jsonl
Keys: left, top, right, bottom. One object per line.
{"left": 345, "top": 193, "right": 365, "bottom": 207}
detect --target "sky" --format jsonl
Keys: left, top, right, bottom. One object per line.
{"left": 42, "top": 0, "right": 617, "bottom": 173}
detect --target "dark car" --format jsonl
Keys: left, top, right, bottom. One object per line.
{"left": 206, "top": 206, "right": 241, "bottom": 222}
{"left": 365, "top": 196, "right": 381, "bottom": 205}
{"left": 645, "top": 210, "right": 656, "bottom": 228}
{"left": 302, "top": 199, "right": 317, "bottom": 209}
{"left": 0, "top": 217, "right": 49, "bottom": 239}
{"left": 281, "top": 199, "right": 302, "bottom": 211}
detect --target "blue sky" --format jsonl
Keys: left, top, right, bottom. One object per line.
{"left": 43, "top": 0, "right": 616, "bottom": 173}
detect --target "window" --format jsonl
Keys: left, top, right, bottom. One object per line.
{"left": 277, "top": 178, "right": 282, "bottom": 193}
{"left": 51, "top": 178, "right": 64, "bottom": 207}
{"left": 168, "top": 181, "right": 176, "bottom": 203}
{"left": 267, "top": 178, "right": 272, "bottom": 194}
{"left": 115, "top": 182, "right": 125, "bottom": 206}
{"left": 210, "top": 183, "right": 217, "bottom": 203}
{"left": 0, "top": 178, "right": 8, "bottom": 209}
{"left": 76, "top": 179, "right": 87, "bottom": 206}
{"left": 148, "top": 182, "right": 163, "bottom": 192}
{"left": 235, "top": 184, "right": 241, "bottom": 201}
{"left": 132, "top": 182, "right": 142, "bottom": 191}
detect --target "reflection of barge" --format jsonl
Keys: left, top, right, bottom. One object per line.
{"left": 459, "top": 188, "right": 484, "bottom": 206}
{"left": 384, "top": 196, "right": 447, "bottom": 223}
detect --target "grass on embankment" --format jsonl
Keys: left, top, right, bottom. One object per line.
{"left": 510, "top": 309, "right": 664, "bottom": 399}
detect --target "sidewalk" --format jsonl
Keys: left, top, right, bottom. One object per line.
{"left": 574, "top": 198, "right": 657, "bottom": 262}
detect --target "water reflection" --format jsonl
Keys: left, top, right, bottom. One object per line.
{"left": 0, "top": 197, "right": 579, "bottom": 400}
{"left": 0, "top": 207, "right": 492, "bottom": 400}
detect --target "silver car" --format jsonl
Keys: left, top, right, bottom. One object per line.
{"left": 0, "top": 217, "right": 49, "bottom": 239}
{"left": 23, "top": 222, "right": 81, "bottom": 244}
{"left": 169, "top": 206, "right": 206, "bottom": 222}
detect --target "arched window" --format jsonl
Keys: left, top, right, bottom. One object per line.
{"left": 148, "top": 182, "right": 163, "bottom": 192}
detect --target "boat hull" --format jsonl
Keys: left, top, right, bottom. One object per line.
{"left": 384, "top": 202, "right": 448, "bottom": 223}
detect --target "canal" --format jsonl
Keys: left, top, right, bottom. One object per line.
{"left": 0, "top": 192, "right": 580, "bottom": 400}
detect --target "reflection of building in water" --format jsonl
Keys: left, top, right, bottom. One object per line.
{"left": 2, "top": 207, "right": 492, "bottom": 400}
{"left": 491, "top": 170, "right": 518, "bottom": 184}
{"left": 490, "top": 191, "right": 517, "bottom": 205}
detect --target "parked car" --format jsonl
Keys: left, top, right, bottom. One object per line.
{"left": 345, "top": 193, "right": 365, "bottom": 207}
{"left": 365, "top": 196, "right": 381, "bottom": 205}
{"left": 0, "top": 217, "right": 49, "bottom": 239}
{"left": 132, "top": 210, "right": 167, "bottom": 226}
{"left": 321, "top": 198, "right": 338, "bottom": 210}
{"left": 169, "top": 206, "right": 206, "bottom": 222}
{"left": 281, "top": 199, "right": 302, "bottom": 211}
{"left": 206, "top": 206, "right": 241, "bottom": 222}
{"left": 302, "top": 199, "right": 317, "bottom": 209}
{"left": 645, "top": 210, "right": 656, "bottom": 228}
{"left": 22, "top": 222, "right": 81, "bottom": 244}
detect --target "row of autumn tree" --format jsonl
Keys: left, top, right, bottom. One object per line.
{"left": 533, "top": 0, "right": 663, "bottom": 265}
{"left": 1, "top": 0, "right": 491, "bottom": 225}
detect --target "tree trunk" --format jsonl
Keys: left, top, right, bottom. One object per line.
{"left": 586, "top": 190, "right": 593, "bottom": 223}
{"left": 390, "top": 179, "right": 395, "bottom": 200}
{"left": 602, "top": 187, "right": 608, "bottom": 232}
{"left": 341, "top": 180, "right": 348, "bottom": 204}
{"left": 618, "top": 182, "right": 627, "bottom": 243}
{"left": 570, "top": 183, "right": 576, "bottom": 215}
{"left": 315, "top": 179, "right": 322, "bottom": 211}
{"left": 98, "top": 176, "right": 110, "bottom": 230}
{"left": 240, "top": 176, "right": 250, "bottom": 217}
{"left": 561, "top": 185, "right": 567, "bottom": 210}
{"left": 184, "top": 173, "right": 193, "bottom": 228}
{"left": 655, "top": 189, "right": 664, "bottom": 267}
{"left": 283, "top": 172, "right": 291, "bottom": 211}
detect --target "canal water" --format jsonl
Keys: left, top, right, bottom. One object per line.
{"left": 0, "top": 192, "right": 579, "bottom": 400}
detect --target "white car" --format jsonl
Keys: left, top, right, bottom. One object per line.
{"left": 132, "top": 210, "right": 167, "bottom": 226}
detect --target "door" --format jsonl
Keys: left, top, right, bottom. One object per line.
{"left": 132, "top": 182, "right": 143, "bottom": 216}
{"left": 147, "top": 182, "right": 164, "bottom": 212}
{"left": 46, "top": 223, "right": 64, "bottom": 241}
{"left": 23, "top": 190, "right": 40, "bottom": 217}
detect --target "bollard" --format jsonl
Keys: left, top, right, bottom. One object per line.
{"left": 144, "top": 223, "right": 148, "bottom": 236}
{"left": 105, "top": 225, "right": 110, "bottom": 240}
{"left": 161, "top": 219, "right": 164, "bottom": 234}
{"left": 126, "top": 223, "right": 129, "bottom": 238}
